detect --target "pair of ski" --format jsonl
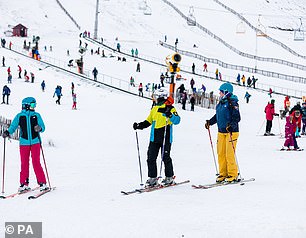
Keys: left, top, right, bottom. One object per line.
{"left": 121, "top": 180, "right": 190, "bottom": 195}
{"left": 192, "top": 178, "right": 255, "bottom": 189}
{"left": 121, "top": 178, "right": 255, "bottom": 195}
{"left": 0, "top": 186, "right": 55, "bottom": 200}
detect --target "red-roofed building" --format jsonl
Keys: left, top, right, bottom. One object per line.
{"left": 12, "top": 24, "right": 28, "bottom": 37}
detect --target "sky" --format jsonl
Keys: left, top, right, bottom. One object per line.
{"left": 0, "top": 0, "right": 306, "bottom": 237}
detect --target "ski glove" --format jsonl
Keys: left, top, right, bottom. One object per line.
{"left": 133, "top": 122, "right": 139, "bottom": 130}
{"left": 205, "top": 120, "right": 210, "bottom": 129}
{"left": 34, "top": 125, "right": 42, "bottom": 132}
{"left": 274, "top": 113, "right": 279, "bottom": 116}
{"left": 2, "top": 130, "right": 9, "bottom": 138}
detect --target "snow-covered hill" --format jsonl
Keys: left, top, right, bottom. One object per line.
{"left": 0, "top": 1, "right": 306, "bottom": 237}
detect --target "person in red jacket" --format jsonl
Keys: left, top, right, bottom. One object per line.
{"left": 291, "top": 110, "right": 302, "bottom": 149}
{"left": 264, "top": 99, "right": 279, "bottom": 136}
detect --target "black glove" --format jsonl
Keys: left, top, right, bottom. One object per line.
{"left": 133, "top": 122, "right": 139, "bottom": 130}
{"left": 226, "top": 124, "right": 233, "bottom": 133}
{"left": 205, "top": 120, "right": 210, "bottom": 129}
{"left": 34, "top": 125, "right": 42, "bottom": 132}
{"left": 2, "top": 130, "right": 9, "bottom": 138}
{"left": 164, "top": 107, "right": 172, "bottom": 118}
{"left": 275, "top": 113, "right": 279, "bottom": 116}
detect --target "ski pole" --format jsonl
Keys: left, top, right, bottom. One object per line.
{"left": 159, "top": 117, "right": 169, "bottom": 179}
{"left": 1, "top": 137, "right": 6, "bottom": 194}
{"left": 277, "top": 115, "right": 282, "bottom": 137}
{"left": 257, "top": 118, "right": 266, "bottom": 135}
{"left": 207, "top": 127, "right": 219, "bottom": 176}
{"left": 38, "top": 136, "right": 52, "bottom": 189}
{"left": 228, "top": 132, "right": 242, "bottom": 180}
{"left": 135, "top": 131, "right": 144, "bottom": 186}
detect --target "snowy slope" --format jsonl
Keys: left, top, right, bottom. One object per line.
{"left": 0, "top": 1, "right": 306, "bottom": 238}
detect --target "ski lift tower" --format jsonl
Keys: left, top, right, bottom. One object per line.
{"left": 94, "top": 0, "right": 100, "bottom": 40}
{"left": 294, "top": 18, "right": 304, "bottom": 41}
{"left": 187, "top": 6, "right": 196, "bottom": 26}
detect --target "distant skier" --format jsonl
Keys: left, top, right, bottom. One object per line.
{"left": 264, "top": 99, "right": 279, "bottom": 136}
{"left": 203, "top": 63, "right": 208, "bottom": 72}
{"left": 41, "top": 80, "right": 46, "bottom": 92}
{"left": 2, "top": 56, "right": 5, "bottom": 67}
{"left": 192, "top": 63, "right": 195, "bottom": 74}
{"left": 136, "top": 62, "right": 140, "bottom": 72}
{"left": 133, "top": 89, "right": 180, "bottom": 187}
{"left": 301, "top": 102, "right": 306, "bottom": 135}
{"left": 92, "top": 67, "right": 98, "bottom": 81}
{"left": 190, "top": 94, "right": 195, "bottom": 111}
{"left": 7, "top": 73, "right": 12, "bottom": 83}
{"left": 72, "top": 93, "right": 77, "bottom": 110}
{"left": 244, "top": 91, "right": 251, "bottom": 103}
{"left": 138, "top": 83, "right": 143, "bottom": 97}
{"left": 2, "top": 97, "right": 49, "bottom": 192}
{"left": 18, "top": 65, "right": 22, "bottom": 78}
{"left": 2, "top": 85, "right": 10, "bottom": 104}
{"left": 290, "top": 110, "right": 302, "bottom": 149}
{"left": 53, "top": 85, "right": 62, "bottom": 105}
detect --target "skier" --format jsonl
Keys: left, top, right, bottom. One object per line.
{"left": 136, "top": 62, "right": 140, "bottom": 72}
{"left": 138, "top": 83, "right": 143, "bottom": 97}
{"left": 192, "top": 63, "right": 195, "bottom": 74}
{"left": 244, "top": 91, "right": 251, "bottom": 103}
{"left": 290, "top": 110, "right": 302, "bottom": 149}
{"left": 72, "top": 93, "right": 77, "bottom": 110}
{"left": 2, "top": 85, "right": 10, "bottom": 104}
{"left": 190, "top": 78, "right": 195, "bottom": 90}
{"left": 264, "top": 99, "right": 279, "bottom": 136}
{"left": 215, "top": 68, "right": 219, "bottom": 80}
{"left": 236, "top": 73, "right": 241, "bottom": 85}
{"left": 92, "top": 67, "right": 98, "bottom": 81}
{"left": 18, "top": 65, "right": 22, "bottom": 78}
{"left": 205, "top": 82, "right": 241, "bottom": 183}
{"left": 241, "top": 74, "right": 246, "bottom": 86}
{"left": 181, "top": 91, "right": 187, "bottom": 110}
{"left": 177, "top": 84, "right": 185, "bottom": 103}
{"left": 30, "top": 72, "right": 35, "bottom": 83}
{"left": 282, "top": 96, "right": 291, "bottom": 118}
{"left": 2, "top": 56, "right": 5, "bottom": 67}
{"left": 7, "top": 73, "right": 12, "bottom": 83}
{"left": 135, "top": 48, "right": 138, "bottom": 58}
{"left": 53, "top": 85, "right": 62, "bottom": 105}
{"left": 41, "top": 80, "right": 46, "bottom": 92}
{"left": 268, "top": 88, "right": 273, "bottom": 98}
{"left": 133, "top": 89, "right": 180, "bottom": 187}
{"left": 130, "top": 76, "right": 135, "bottom": 87}
{"left": 281, "top": 115, "right": 296, "bottom": 151}
{"left": 301, "top": 102, "right": 306, "bottom": 135}
{"left": 2, "top": 97, "right": 48, "bottom": 192}
{"left": 131, "top": 48, "right": 134, "bottom": 57}
{"left": 190, "top": 94, "right": 195, "bottom": 111}
{"left": 71, "top": 82, "right": 75, "bottom": 94}
{"left": 203, "top": 62, "right": 208, "bottom": 72}
{"left": 160, "top": 73, "right": 165, "bottom": 87}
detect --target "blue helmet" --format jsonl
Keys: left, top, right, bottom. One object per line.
{"left": 22, "top": 97, "right": 36, "bottom": 110}
{"left": 219, "top": 83, "right": 233, "bottom": 95}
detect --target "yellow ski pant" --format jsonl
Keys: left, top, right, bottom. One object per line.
{"left": 217, "top": 132, "right": 239, "bottom": 178}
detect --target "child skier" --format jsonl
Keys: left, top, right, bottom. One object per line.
{"left": 72, "top": 93, "right": 77, "bottom": 110}
{"left": 281, "top": 116, "right": 295, "bottom": 150}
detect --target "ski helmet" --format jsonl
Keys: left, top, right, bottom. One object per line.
{"left": 22, "top": 97, "right": 36, "bottom": 110}
{"left": 219, "top": 82, "right": 233, "bottom": 95}
{"left": 154, "top": 88, "right": 168, "bottom": 99}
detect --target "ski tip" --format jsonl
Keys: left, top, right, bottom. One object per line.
{"left": 28, "top": 196, "right": 35, "bottom": 200}
{"left": 0, "top": 196, "right": 6, "bottom": 199}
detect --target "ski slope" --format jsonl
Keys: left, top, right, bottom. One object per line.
{"left": 0, "top": 0, "right": 306, "bottom": 237}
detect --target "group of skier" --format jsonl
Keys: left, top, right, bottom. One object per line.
{"left": 133, "top": 82, "right": 241, "bottom": 187}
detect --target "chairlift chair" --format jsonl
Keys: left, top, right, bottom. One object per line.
{"left": 236, "top": 21, "right": 246, "bottom": 34}
{"left": 143, "top": 5, "right": 152, "bottom": 15}
{"left": 187, "top": 6, "right": 196, "bottom": 26}
{"left": 294, "top": 18, "right": 304, "bottom": 41}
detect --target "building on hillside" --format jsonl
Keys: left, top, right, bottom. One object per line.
{"left": 12, "top": 24, "right": 28, "bottom": 37}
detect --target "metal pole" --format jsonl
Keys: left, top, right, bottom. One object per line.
{"left": 94, "top": 0, "right": 100, "bottom": 40}
{"left": 135, "top": 131, "right": 144, "bottom": 186}
{"left": 207, "top": 128, "right": 219, "bottom": 176}
{"left": 1, "top": 138, "right": 6, "bottom": 194}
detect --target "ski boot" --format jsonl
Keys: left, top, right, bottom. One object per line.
{"left": 224, "top": 176, "right": 239, "bottom": 183}
{"left": 161, "top": 177, "right": 175, "bottom": 186}
{"left": 145, "top": 177, "right": 158, "bottom": 188}
{"left": 18, "top": 184, "right": 30, "bottom": 193}
{"left": 39, "top": 183, "right": 49, "bottom": 191}
{"left": 216, "top": 175, "right": 226, "bottom": 183}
